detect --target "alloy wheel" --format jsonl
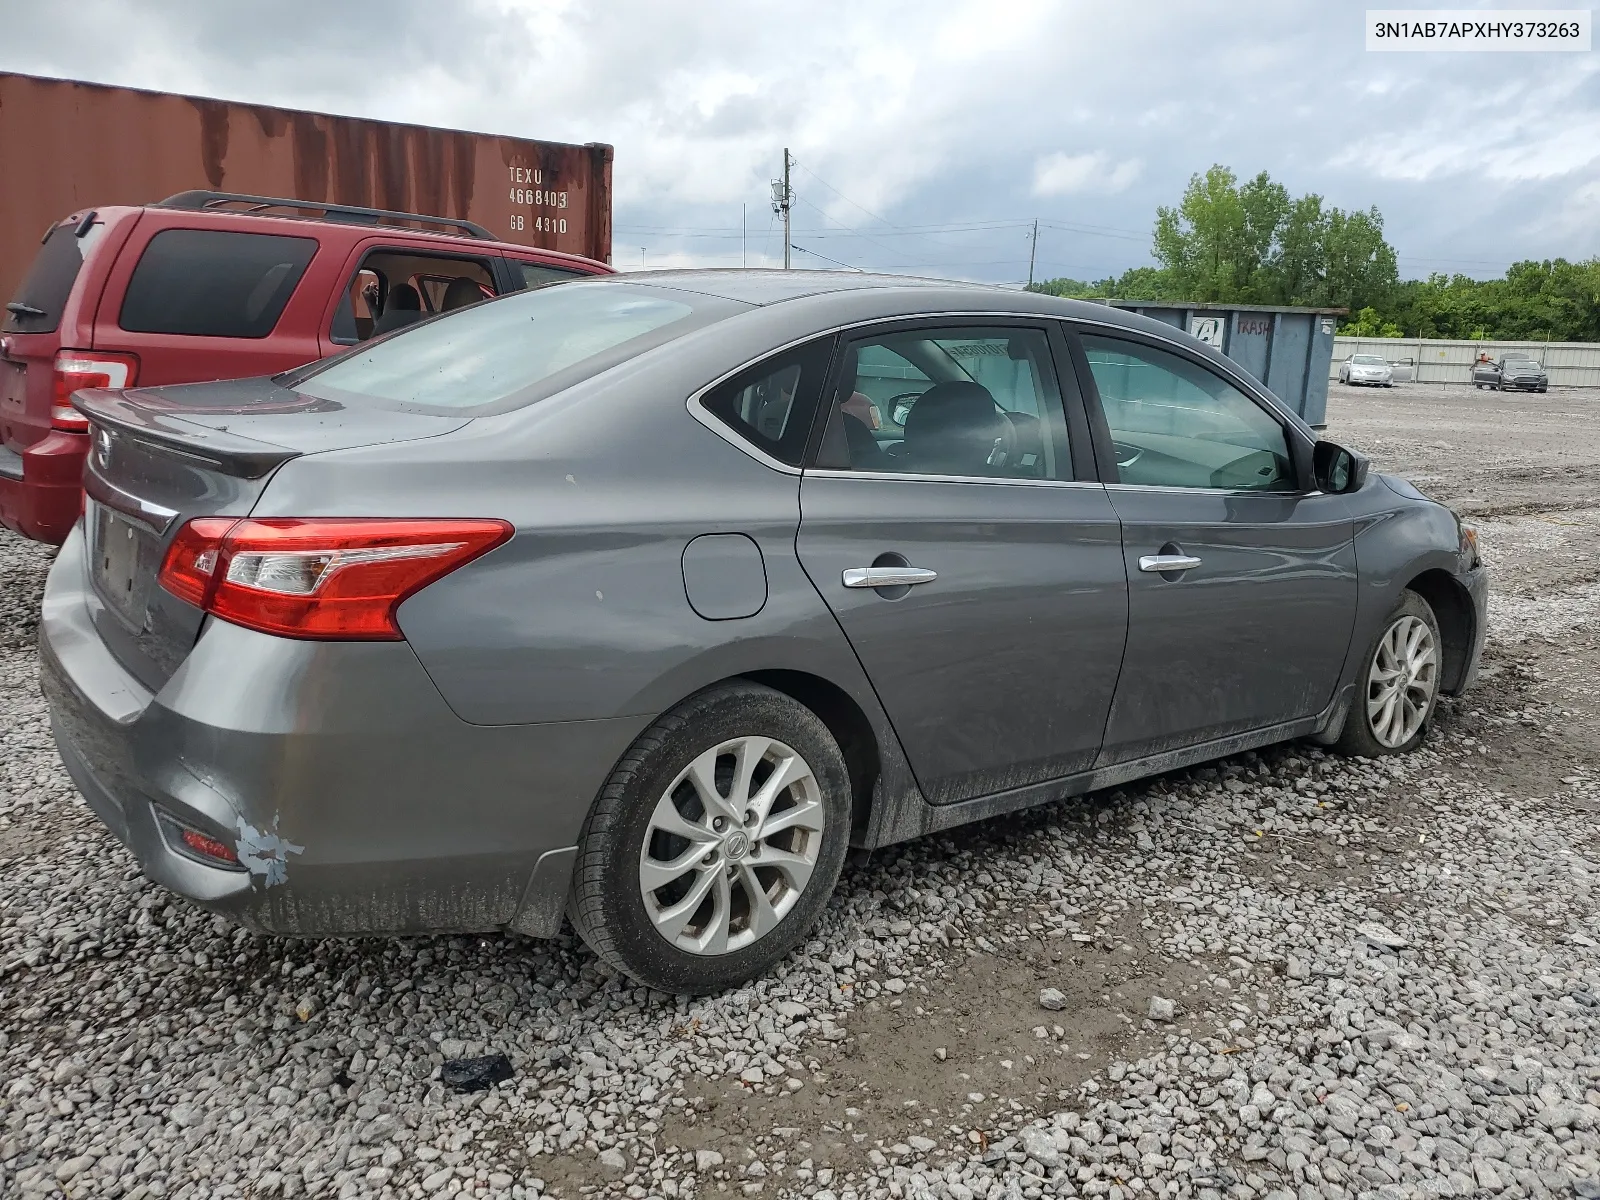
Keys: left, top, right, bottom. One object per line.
{"left": 1365, "top": 614, "right": 1439, "bottom": 747}
{"left": 638, "top": 736, "right": 825, "bottom": 955}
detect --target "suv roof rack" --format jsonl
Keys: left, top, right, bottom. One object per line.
{"left": 153, "top": 191, "right": 497, "bottom": 240}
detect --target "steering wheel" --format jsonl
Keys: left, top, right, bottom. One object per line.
{"left": 885, "top": 391, "right": 927, "bottom": 427}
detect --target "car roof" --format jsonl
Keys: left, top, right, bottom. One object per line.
{"left": 61, "top": 203, "right": 607, "bottom": 270}
{"left": 587, "top": 268, "right": 1177, "bottom": 331}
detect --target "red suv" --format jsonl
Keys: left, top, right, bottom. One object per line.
{"left": 0, "top": 191, "right": 611, "bottom": 544}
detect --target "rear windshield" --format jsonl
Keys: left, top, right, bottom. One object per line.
{"left": 295, "top": 282, "right": 745, "bottom": 415}
{"left": 3, "top": 221, "right": 103, "bottom": 334}
{"left": 119, "top": 228, "right": 317, "bottom": 338}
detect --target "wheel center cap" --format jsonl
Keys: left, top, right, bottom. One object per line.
{"left": 723, "top": 831, "right": 750, "bottom": 861}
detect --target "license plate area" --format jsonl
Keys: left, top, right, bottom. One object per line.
{"left": 1, "top": 360, "right": 25, "bottom": 426}
{"left": 90, "top": 502, "right": 160, "bottom": 628}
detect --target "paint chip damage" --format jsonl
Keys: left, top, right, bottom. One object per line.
{"left": 234, "top": 817, "right": 304, "bottom": 887}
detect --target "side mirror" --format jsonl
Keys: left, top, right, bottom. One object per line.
{"left": 1313, "top": 439, "right": 1369, "bottom": 494}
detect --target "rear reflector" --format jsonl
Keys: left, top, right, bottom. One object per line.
{"left": 181, "top": 828, "right": 239, "bottom": 864}
{"left": 157, "top": 517, "right": 512, "bottom": 640}
{"left": 155, "top": 810, "right": 243, "bottom": 869}
{"left": 52, "top": 350, "right": 139, "bottom": 431}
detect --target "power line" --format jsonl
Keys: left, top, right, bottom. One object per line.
{"left": 791, "top": 193, "right": 937, "bottom": 270}
{"left": 789, "top": 242, "right": 866, "bottom": 271}
{"left": 791, "top": 160, "right": 898, "bottom": 229}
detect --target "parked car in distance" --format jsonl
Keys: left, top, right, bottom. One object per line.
{"left": 41, "top": 271, "right": 1488, "bottom": 993}
{"left": 1, "top": 191, "right": 610, "bottom": 544}
{"left": 1471, "top": 355, "right": 1548, "bottom": 392}
{"left": 1338, "top": 353, "right": 1394, "bottom": 387}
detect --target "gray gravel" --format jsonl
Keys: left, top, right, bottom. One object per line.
{"left": 3, "top": 399, "right": 1599, "bottom": 1200}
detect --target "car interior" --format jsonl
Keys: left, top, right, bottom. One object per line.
{"left": 816, "top": 331, "right": 1060, "bottom": 479}
{"left": 331, "top": 251, "right": 496, "bottom": 343}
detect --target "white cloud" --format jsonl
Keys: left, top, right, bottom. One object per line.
{"left": 2, "top": 0, "right": 1598, "bottom": 279}
{"left": 1032, "top": 152, "right": 1142, "bottom": 197}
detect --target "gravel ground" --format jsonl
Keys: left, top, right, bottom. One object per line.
{"left": 2, "top": 382, "right": 1598, "bottom": 1200}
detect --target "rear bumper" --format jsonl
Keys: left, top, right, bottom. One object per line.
{"left": 41, "top": 525, "right": 650, "bottom": 937}
{"left": 0, "top": 430, "right": 87, "bottom": 544}
{"left": 1456, "top": 562, "right": 1490, "bottom": 694}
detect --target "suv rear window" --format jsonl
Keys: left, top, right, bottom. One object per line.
{"left": 294, "top": 281, "right": 747, "bottom": 415}
{"left": 3, "top": 222, "right": 101, "bottom": 334}
{"left": 119, "top": 229, "right": 317, "bottom": 338}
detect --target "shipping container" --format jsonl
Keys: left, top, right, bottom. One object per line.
{"left": 1092, "top": 300, "right": 1345, "bottom": 428}
{"left": 0, "top": 71, "right": 613, "bottom": 311}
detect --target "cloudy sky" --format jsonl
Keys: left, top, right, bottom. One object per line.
{"left": 4, "top": 0, "right": 1596, "bottom": 284}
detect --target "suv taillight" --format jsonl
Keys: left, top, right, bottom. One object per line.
{"left": 52, "top": 351, "right": 139, "bottom": 431}
{"left": 158, "top": 518, "right": 512, "bottom": 640}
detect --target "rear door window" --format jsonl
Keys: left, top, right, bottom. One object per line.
{"left": 816, "top": 327, "right": 1072, "bottom": 480}
{"left": 118, "top": 228, "right": 317, "bottom": 338}
{"left": 3, "top": 221, "right": 106, "bottom": 334}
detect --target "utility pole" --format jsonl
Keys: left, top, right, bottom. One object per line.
{"left": 1027, "top": 219, "right": 1038, "bottom": 289}
{"left": 742, "top": 202, "right": 747, "bottom": 268}
{"left": 771, "top": 148, "right": 793, "bottom": 269}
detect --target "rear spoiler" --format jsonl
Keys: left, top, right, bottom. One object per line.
{"left": 72, "top": 388, "right": 299, "bottom": 479}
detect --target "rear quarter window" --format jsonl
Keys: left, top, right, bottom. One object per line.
{"left": 513, "top": 261, "right": 587, "bottom": 289}
{"left": 119, "top": 228, "right": 317, "bottom": 338}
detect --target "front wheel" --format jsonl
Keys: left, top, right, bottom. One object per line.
{"left": 1334, "top": 591, "right": 1442, "bottom": 757}
{"left": 568, "top": 682, "right": 851, "bottom": 993}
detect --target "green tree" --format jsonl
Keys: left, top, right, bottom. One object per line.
{"left": 1153, "top": 165, "right": 1250, "bottom": 300}
{"left": 1150, "top": 165, "right": 1397, "bottom": 310}
{"left": 1338, "top": 307, "right": 1403, "bottom": 337}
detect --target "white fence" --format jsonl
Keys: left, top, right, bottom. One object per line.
{"left": 1331, "top": 336, "right": 1600, "bottom": 387}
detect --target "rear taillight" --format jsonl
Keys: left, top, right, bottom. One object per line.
{"left": 52, "top": 350, "right": 139, "bottom": 431}
{"left": 157, "top": 518, "right": 512, "bottom": 640}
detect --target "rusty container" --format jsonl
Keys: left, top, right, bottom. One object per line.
{"left": 0, "top": 71, "right": 613, "bottom": 307}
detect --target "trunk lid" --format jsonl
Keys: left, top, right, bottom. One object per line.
{"left": 73, "top": 378, "right": 470, "bottom": 691}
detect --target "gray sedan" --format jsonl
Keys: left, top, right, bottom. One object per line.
{"left": 41, "top": 272, "right": 1488, "bottom": 992}
{"left": 1472, "top": 356, "right": 1548, "bottom": 392}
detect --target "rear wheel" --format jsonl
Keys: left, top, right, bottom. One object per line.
{"left": 1334, "top": 591, "right": 1442, "bottom": 757}
{"left": 569, "top": 682, "right": 851, "bottom": 993}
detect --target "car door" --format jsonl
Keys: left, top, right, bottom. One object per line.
{"left": 1068, "top": 326, "right": 1357, "bottom": 765}
{"left": 795, "top": 321, "right": 1127, "bottom": 806}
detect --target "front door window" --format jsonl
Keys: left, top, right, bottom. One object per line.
{"left": 1079, "top": 334, "right": 1295, "bottom": 491}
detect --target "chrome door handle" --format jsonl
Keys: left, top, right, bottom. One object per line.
{"left": 1139, "top": 554, "right": 1202, "bottom": 573}
{"left": 842, "top": 566, "right": 938, "bottom": 588}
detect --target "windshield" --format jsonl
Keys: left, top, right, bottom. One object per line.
{"left": 296, "top": 282, "right": 746, "bottom": 415}
{"left": 1504, "top": 358, "right": 1540, "bottom": 367}
{"left": 1352, "top": 355, "right": 1388, "bottom": 365}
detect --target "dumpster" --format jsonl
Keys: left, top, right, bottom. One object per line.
{"left": 1091, "top": 301, "right": 1345, "bottom": 428}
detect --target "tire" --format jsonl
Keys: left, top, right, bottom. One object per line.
{"left": 568, "top": 681, "right": 852, "bottom": 993}
{"left": 1334, "top": 590, "right": 1443, "bottom": 757}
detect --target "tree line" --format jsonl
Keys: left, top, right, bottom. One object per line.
{"left": 1028, "top": 165, "right": 1600, "bottom": 343}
